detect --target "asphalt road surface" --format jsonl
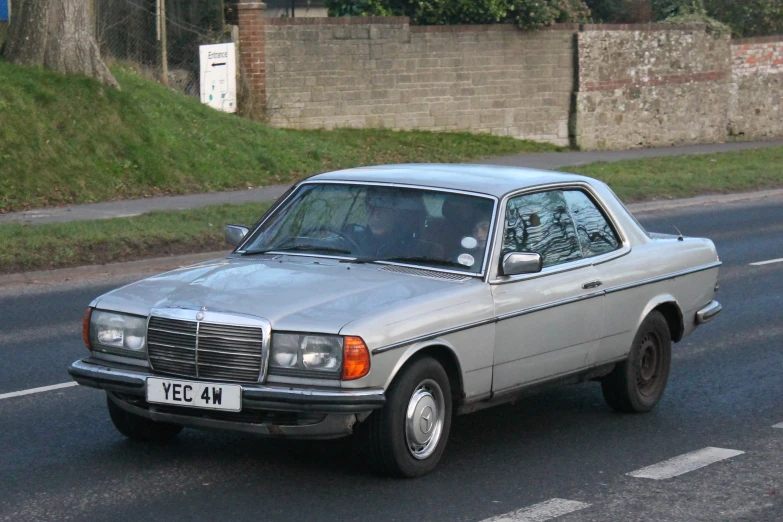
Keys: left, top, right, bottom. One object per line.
{"left": 1, "top": 197, "right": 781, "bottom": 522}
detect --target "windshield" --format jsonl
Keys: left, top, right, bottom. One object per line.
{"left": 240, "top": 183, "right": 496, "bottom": 274}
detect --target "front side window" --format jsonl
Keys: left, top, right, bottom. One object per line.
{"left": 502, "top": 190, "right": 582, "bottom": 268}
{"left": 563, "top": 190, "right": 621, "bottom": 258}
{"left": 240, "top": 183, "right": 495, "bottom": 274}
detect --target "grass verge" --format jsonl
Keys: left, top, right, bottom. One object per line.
{"left": 0, "top": 202, "right": 271, "bottom": 274}
{"left": 5, "top": 145, "right": 783, "bottom": 274}
{"left": 564, "top": 146, "right": 783, "bottom": 202}
{"left": 0, "top": 60, "right": 558, "bottom": 213}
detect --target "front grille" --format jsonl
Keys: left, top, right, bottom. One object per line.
{"left": 147, "top": 316, "right": 264, "bottom": 383}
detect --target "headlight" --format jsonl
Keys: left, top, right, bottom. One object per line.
{"left": 89, "top": 310, "right": 147, "bottom": 359}
{"left": 270, "top": 333, "right": 343, "bottom": 377}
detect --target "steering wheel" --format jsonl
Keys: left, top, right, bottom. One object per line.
{"left": 307, "top": 226, "right": 366, "bottom": 255}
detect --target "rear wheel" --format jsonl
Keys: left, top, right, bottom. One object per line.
{"left": 601, "top": 311, "right": 672, "bottom": 413}
{"left": 358, "top": 357, "right": 452, "bottom": 477}
{"left": 107, "top": 395, "right": 183, "bottom": 442}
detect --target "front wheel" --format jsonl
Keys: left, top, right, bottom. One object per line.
{"left": 359, "top": 357, "right": 452, "bottom": 477}
{"left": 601, "top": 310, "right": 672, "bottom": 413}
{"left": 107, "top": 395, "right": 183, "bottom": 442}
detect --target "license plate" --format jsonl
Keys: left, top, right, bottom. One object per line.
{"left": 146, "top": 377, "right": 242, "bottom": 412}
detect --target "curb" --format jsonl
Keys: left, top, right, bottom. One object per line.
{"left": 627, "top": 188, "right": 783, "bottom": 213}
{"left": 0, "top": 251, "right": 230, "bottom": 288}
{"left": 1, "top": 188, "right": 781, "bottom": 288}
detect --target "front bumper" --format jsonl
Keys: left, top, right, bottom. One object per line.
{"left": 69, "top": 358, "right": 385, "bottom": 439}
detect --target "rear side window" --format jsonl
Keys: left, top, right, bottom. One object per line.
{"left": 502, "top": 190, "right": 582, "bottom": 268}
{"left": 563, "top": 190, "right": 621, "bottom": 257}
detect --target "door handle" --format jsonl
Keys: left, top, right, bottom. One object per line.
{"left": 582, "top": 280, "right": 603, "bottom": 290}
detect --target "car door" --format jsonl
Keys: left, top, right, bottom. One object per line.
{"left": 491, "top": 189, "right": 605, "bottom": 393}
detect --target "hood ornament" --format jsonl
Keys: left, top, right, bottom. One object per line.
{"left": 196, "top": 306, "right": 207, "bottom": 321}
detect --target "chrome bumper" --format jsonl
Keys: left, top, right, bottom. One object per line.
{"left": 696, "top": 300, "right": 722, "bottom": 325}
{"left": 69, "top": 358, "right": 385, "bottom": 439}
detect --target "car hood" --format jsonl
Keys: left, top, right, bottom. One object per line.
{"left": 92, "top": 256, "right": 475, "bottom": 334}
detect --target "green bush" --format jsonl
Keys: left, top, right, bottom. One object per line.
{"left": 416, "top": 0, "right": 513, "bottom": 25}
{"left": 513, "top": 0, "right": 591, "bottom": 30}
{"left": 327, "top": 0, "right": 591, "bottom": 29}
{"left": 325, "top": 0, "right": 392, "bottom": 17}
{"left": 704, "top": 0, "right": 783, "bottom": 37}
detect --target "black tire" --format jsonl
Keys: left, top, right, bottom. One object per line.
{"left": 358, "top": 357, "right": 453, "bottom": 478}
{"left": 107, "top": 395, "right": 183, "bottom": 442}
{"left": 601, "top": 310, "right": 672, "bottom": 413}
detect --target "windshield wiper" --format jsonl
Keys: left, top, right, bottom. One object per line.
{"left": 379, "top": 256, "right": 466, "bottom": 269}
{"left": 244, "top": 245, "right": 353, "bottom": 256}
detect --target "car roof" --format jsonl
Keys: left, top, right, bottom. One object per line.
{"left": 308, "top": 164, "right": 594, "bottom": 198}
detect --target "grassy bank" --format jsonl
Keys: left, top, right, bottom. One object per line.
{"left": 564, "top": 146, "right": 783, "bottom": 202}
{"left": 0, "top": 61, "right": 557, "bottom": 213}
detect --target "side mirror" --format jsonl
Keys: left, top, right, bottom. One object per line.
{"left": 501, "top": 252, "right": 542, "bottom": 276}
{"left": 225, "top": 224, "right": 249, "bottom": 247}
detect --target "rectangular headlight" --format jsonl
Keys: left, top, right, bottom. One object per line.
{"left": 269, "top": 333, "right": 343, "bottom": 378}
{"left": 89, "top": 310, "right": 147, "bottom": 359}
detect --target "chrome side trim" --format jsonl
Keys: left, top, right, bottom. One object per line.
{"left": 373, "top": 290, "right": 605, "bottom": 355}
{"left": 372, "top": 261, "right": 723, "bottom": 355}
{"left": 494, "top": 290, "right": 605, "bottom": 322}
{"left": 696, "top": 300, "right": 722, "bottom": 324}
{"left": 604, "top": 262, "right": 722, "bottom": 294}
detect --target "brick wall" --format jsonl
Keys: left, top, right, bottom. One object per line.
{"left": 728, "top": 36, "right": 783, "bottom": 139}
{"left": 264, "top": 18, "right": 577, "bottom": 146}
{"left": 575, "top": 25, "right": 732, "bottom": 150}
{"left": 237, "top": 1, "right": 267, "bottom": 119}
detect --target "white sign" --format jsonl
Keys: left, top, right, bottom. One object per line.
{"left": 199, "top": 43, "right": 237, "bottom": 113}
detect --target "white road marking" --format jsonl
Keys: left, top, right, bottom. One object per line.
{"left": 628, "top": 447, "right": 744, "bottom": 480}
{"left": 773, "top": 422, "right": 783, "bottom": 429}
{"left": 750, "top": 257, "right": 783, "bottom": 266}
{"left": 479, "top": 499, "right": 591, "bottom": 522}
{"left": 0, "top": 381, "right": 78, "bottom": 401}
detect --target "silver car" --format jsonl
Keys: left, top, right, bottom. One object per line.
{"left": 69, "top": 165, "right": 722, "bottom": 477}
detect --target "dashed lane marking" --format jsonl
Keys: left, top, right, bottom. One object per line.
{"left": 750, "top": 257, "right": 783, "bottom": 266}
{"left": 773, "top": 423, "right": 783, "bottom": 429}
{"left": 479, "top": 499, "right": 591, "bottom": 522}
{"left": 628, "top": 447, "right": 745, "bottom": 480}
{"left": 0, "top": 381, "right": 78, "bottom": 401}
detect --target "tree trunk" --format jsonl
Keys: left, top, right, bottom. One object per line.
{"left": 2, "top": 0, "right": 119, "bottom": 88}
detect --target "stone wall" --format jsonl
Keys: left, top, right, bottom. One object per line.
{"left": 264, "top": 18, "right": 577, "bottom": 146}
{"left": 728, "top": 36, "right": 783, "bottom": 140}
{"left": 235, "top": 5, "right": 783, "bottom": 150}
{"left": 575, "top": 24, "right": 732, "bottom": 150}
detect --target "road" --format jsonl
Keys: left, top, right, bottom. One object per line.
{"left": 1, "top": 197, "right": 781, "bottom": 522}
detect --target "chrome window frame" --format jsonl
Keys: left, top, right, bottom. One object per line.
{"left": 233, "top": 180, "right": 500, "bottom": 280}
{"left": 488, "top": 182, "right": 632, "bottom": 285}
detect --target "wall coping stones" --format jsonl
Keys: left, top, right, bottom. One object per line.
{"left": 581, "top": 22, "right": 706, "bottom": 31}
{"left": 732, "top": 35, "right": 783, "bottom": 45}
{"left": 267, "top": 17, "right": 409, "bottom": 26}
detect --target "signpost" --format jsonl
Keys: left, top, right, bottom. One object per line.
{"left": 199, "top": 43, "right": 237, "bottom": 113}
{"left": 0, "top": 0, "right": 10, "bottom": 22}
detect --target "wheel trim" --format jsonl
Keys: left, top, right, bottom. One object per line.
{"left": 636, "top": 332, "right": 663, "bottom": 397}
{"left": 405, "top": 379, "right": 445, "bottom": 460}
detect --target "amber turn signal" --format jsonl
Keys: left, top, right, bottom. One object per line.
{"left": 82, "top": 308, "right": 93, "bottom": 351}
{"left": 342, "top": 336, "right": 370, "bottom": 380}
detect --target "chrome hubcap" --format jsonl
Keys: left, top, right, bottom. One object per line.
{"left": 405, "top": 379, "right": 445, "bottom": 460}
{"left": 637, "top": 333, "right": 662, "bottom": 396}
